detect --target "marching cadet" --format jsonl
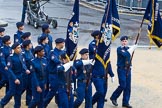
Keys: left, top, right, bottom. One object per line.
{"left": 0, "top": 42, "right": 30, "bottom": 108}
{"left": 110, "top": 36, "right": 137, "bottom": 108}
{"left": 39, "top": 34, "right": 50, "bottom": 59}
{"left": 28, "top": 45, "right": 47, "bottom": 108}
{"left": 43, "top": 38, "right": 65, "bottom": 108}
{"left": 14, "top": 22, "right": 24, "bottom": 43}
{"left": 89, "top": 31, "right": 114, "bottom": 108}
{"left": 73, "top": 48, "right": 93, "bottom": 108}
{"left": 21, "top": 40, "right": 34, "bottom": 106}
{"left": 0, "top": 35, "right": 12, "bottom": 92}
{"left": 56, "top": 52, "right": 74, "bottom": 108}
{"left": 88, "top": 30, "right": 100, "bottom": 59}
{"left": 38, "top": 24, "right": 53, "bottom": 50}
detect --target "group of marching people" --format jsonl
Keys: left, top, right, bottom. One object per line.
{"left": 0, "top": 21, "right": 136, "bottom": 108}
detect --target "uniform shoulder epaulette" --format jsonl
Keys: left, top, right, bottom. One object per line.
{"left": 1, "top": 46, "right": 4, "bottom": 49}
{"left": 31, "top": 59, "right": 34, "bottom": 61}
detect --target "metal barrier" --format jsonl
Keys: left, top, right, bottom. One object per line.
{"left": 90, "top": 0, "right": 162, "bottom": 11}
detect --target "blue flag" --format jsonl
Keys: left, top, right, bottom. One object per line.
{"left": 65, "top": 0, "right": 79, "bottom": 60}
{"left": 96, "top": 0, "right": 120, "bottom": 69}
{"left": 144, "top": 0, "right": 162, "bottom": 48}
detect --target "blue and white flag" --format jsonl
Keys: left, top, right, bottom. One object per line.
{"left": 144, "top": 0, "right": 162, "bottom": 48}
{"left": 96, "top": 0, "right": 120, "bottom": 69}
{"left": 65, "top": 0, "right": 79, "bottom": 60}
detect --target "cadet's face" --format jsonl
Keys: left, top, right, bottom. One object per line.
{"left": 60, "top": 42, "right": 65, "bottom": 49}
{"left": 14, "top": 45, "right": 21, "bottom": 54}
{"left": 19, "top": 26, "right": 24, "bottom": 31}
{"left": 6, "top": 40, "right": 11, "bottom": 45}
{"left": 0, "top": 32, "right": 4, "bottom": 36}
{"left": 121, "top": 40, "right": 128, "bottom": 46}
{"left": 81, "top": 53, "right": 89, "bottom": 60}
{"left": 44, "top": 37, "right": 49, "bottom": 44}
{"left": 28, "top": 43, "right": 33, "bottom": 49}
{"left": 38, "top": 50, "right": 45, "bottom": 57}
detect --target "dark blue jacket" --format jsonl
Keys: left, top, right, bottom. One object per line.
{"left": 117, "top": 46, "right": 131, "bottom": 68}
{"left": 40, "top": 43, "right": 50, "bottom": 59}
{"left": 0, "top": 45, "right": 12, "bottom": 69}
{"left": 30, "top": 57, "right": 47, "bottom": 87}
{"left": 14, "top": 30, "right": 23, "bottom": 43}
{"left": 89, "top": 39, "right": 97, "bottom": 59}
{"left": 74, "top": 59, "right": 92, "bottom": 80}
{"left": 7, "top": 53, "right": 27, "bottom": 80}
{"left": 47, "top": 48, "right": 65, "bottom": 74}
{"left": 22, "top": 49, "right": 34, "bottom": 69}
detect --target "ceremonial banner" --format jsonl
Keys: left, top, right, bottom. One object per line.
{"left": 96, "top": 0, "right": 120, "bottom": 69}
{"left": 144, "top": 0, "right": 162, "bottom": 48}
{"left": 65, "top": 0, "right": 79, "bottom": 60}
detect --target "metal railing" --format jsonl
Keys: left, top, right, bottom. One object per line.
{"left": 88, "top": 0, "right": 162, "bottom": 11}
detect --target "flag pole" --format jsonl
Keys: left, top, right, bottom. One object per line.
{"left": 126, "top": 17, "right": 145, "bottom": 76}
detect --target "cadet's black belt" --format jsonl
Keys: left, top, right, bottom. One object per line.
{"left": 78, "top": 79, "right": 87, "bottom": 83}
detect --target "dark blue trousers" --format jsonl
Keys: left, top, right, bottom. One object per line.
{"left": 43, "top": 74, "right": 59, "bottom": 108}
{"left": 0, "top": 74, "right": 23, "bottom": 108}
{"left": 22, "top": 73, "right": 32, "bottom": 105}
{"left": 74, "top": 81, "right": 92, "bottom": 108}
{"left": 110, "top": 68, "right": 131, "bottom": 105}
{"left": 0, "top": 69, "right": 9, "bottom": 93}
{"left": 92, "top": 78, "right": 105, "bottom": 108}
{"left": 28, "top": 80, "right": 45, "bottom": 108}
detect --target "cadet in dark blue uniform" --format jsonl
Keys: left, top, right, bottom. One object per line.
{"left": 39, "top": 34, "right": 50, "bottom": 58}
{"left": 0, "top": 42, "right": 30, "bottom": 108}
{"left": 21, "top": 40, "right": 34, "bottom": 106}
{"left": 74, "top": 48, "right": 93, "bottom": 108}
{"left": 43, "top": 38, "right": 65, "bottom": 108}
{"left": 38, "top": 24, "right": 53, "bottom": 50}
{"left": 28, "top": 45, "right": 47, "bottom": 108}
{"left": 56, "top": 53, "right": 74, "bottom": 108}
{"left": 0, "top": 35, "right": 12, "bottom": 92}
{"left": 88, "top": 30, "right": 100, "bottom": 59}
{"left": 14, "top": 22, "right": 24, "bottom": 43}
{"left": 110, "top": 36, "right": 137, "bottom": 108}
{"left": 89, "top": 31, "right": 115, "bottom": 108}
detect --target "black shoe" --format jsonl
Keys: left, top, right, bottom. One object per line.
{"left": 122, "top": 104, "right": 132, "bottom": 108}
{"left": 110, "top": 98, "right": 118, "bottom": 106}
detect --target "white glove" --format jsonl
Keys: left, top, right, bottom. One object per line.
{"left": 63, "top": 61, "right": 73, "bottom": 72}
{"left": 90, "top": 59, "right": 95, "bottom": 65}
{"left": 127, "top": 44, "right": 137, "bottom": 55}
{"left": 82, "top": 60, "right": 92, "bottom": 65}
{"left": 69, "top": 61, "right": 74, "bottom": 66}
{"left": 111, "top": 77, "right": 115, "bottom": 83}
